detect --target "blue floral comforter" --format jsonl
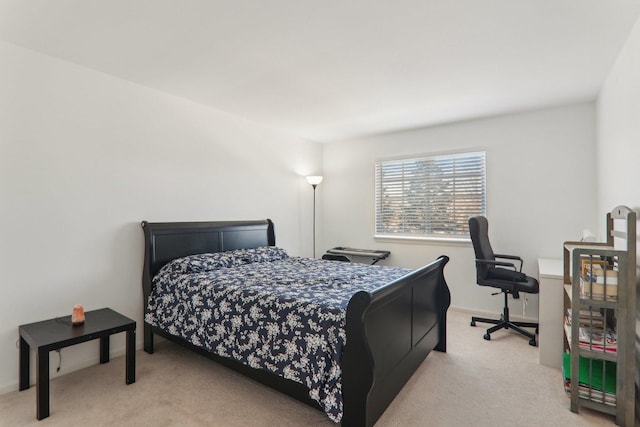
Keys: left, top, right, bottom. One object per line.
{"left": 144, "top": 246, "right": 411, "bottom": 423}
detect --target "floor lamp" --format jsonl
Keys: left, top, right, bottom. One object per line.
{"left": 306, "top": 175, "right": 323, "bottom": 258}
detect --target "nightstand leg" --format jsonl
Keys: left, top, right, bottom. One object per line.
{"left": 36, "top": 349, "right": 49, "bottom": 420}
{"left": 100, "top": 336, "right": 110, "bottom": 364}
{"left": 126, "top": 329, "right": 136, "bottom": 384}
{"left": 19, "top": 337, "right": 30, "bottom": 390}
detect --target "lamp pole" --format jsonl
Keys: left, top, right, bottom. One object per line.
{"left": 312, "top": 183, "right": 317, "bottom": 258}
{"left": 306, "top": 176, "right": 323, "bottom": 258}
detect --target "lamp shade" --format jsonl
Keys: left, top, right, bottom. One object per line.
{"left": 306, "top": 176, "right": 323, "bottom": 186}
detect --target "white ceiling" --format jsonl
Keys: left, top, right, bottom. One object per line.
{"left": 1, "top": 1, "right": 639, "bottom": 142}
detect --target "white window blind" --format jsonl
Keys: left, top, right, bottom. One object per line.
{"left": 375, "top": 151, "right": 486, "bottom": 239}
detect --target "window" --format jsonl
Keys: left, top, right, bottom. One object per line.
{"left": 375, "top": 151, "right": 486, "bottom": 240}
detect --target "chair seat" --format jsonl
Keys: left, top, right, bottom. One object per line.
{"left": 478, "top": 275, "right": 539, "bottom": 294}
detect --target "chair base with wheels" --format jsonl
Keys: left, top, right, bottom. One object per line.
{"left": 471, "top": 290, "right": 538, "bottom": 346}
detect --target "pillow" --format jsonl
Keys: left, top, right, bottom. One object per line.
{"left": 487, "top": 267, "right": 528, "bottom": 282}
{"left": 156, "top": 246, "right": 289, "bottom": 277}
{"left": 229, "top": 246, "right": 289, "bottom": 265}
{"left": 158, "top": 252, "right": 236, "bottom": 275}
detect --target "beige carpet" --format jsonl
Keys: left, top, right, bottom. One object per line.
{"left": 0, "top": 309, "right": 614, "bottom": 426}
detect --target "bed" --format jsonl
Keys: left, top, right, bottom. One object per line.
{"left": 141, "top": 219, "right": 450, "bottom": 426}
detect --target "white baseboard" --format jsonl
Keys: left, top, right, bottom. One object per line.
{"left": 0, "top": 342, "right": 143, "bottom": 396}
{"left": 0, "top": 382, "right": 17, "bottom": 395}
{"left": 1, "top": 309, "right": 536, "bottom": 396}
{"left": 449, "top": 305, "right": 539, "bottom": 323}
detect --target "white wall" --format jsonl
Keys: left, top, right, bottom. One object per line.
{"left": 597, "top": 16, "right": 640, "bottom": 227}
{"left": 321, "top": 104, "right": 597, "bottom": 318}
{"left": 0, "top": 40, "right": 322, "bottom": 392}
{"left": 596, "top": 16, "right": 640, "bottom": 418}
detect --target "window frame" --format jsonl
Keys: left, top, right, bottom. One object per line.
{"left": 374, "top": 150, "right": 487, "bottom": 243}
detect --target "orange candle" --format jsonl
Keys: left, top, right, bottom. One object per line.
{"left": 72, "top": 304, "right": 85, "bottom": 326}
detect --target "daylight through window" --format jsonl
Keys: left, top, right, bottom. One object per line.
{"left": 375, "top": 151, "right": 486, "bottom": 239}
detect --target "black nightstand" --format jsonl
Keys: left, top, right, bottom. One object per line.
{"left": 18, "top": 307, "right": 136, "bottom": 420}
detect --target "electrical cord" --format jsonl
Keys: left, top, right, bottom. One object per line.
{"left": 15, "top": 339, "right": 62, "bottom": 372}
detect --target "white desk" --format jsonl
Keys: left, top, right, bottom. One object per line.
{"left": 538, "top": 258, "right": 564, "bottom": 368}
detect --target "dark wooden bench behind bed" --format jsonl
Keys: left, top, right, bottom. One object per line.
{"left": 141, "top": 219, "right": 451, "bottom": 426}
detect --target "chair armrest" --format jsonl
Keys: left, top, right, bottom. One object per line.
{"left": 476, "top": 259, "right": 528, "bottom": 289}
{"left": 493, "top": 253, "right": 521, "bottom": 260}
{"left": 475, "top": 259, "right": 517, "bottom": 271}
{"left": 493, "top": 254, "right": 523, "bottom": 272}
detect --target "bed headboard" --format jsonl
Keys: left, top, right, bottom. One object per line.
{"left": 141, "top": 219, "right": 275, "bottom": 303}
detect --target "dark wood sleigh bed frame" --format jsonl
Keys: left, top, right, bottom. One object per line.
{"left": 141, "top": 219, "right": 451, "bottom": 426}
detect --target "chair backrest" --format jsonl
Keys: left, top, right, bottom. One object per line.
{"left": 468, "top": 216, "right": 495, "bottom": 282}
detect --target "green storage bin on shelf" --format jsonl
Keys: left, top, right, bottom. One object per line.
{"left": 563, "top": 352, "right": 617, "bottom": 406}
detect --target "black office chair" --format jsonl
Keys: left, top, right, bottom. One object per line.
{"left": 468, "top": 216, "right": 539, "bottom": 346}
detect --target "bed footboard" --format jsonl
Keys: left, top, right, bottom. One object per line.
{"left": 342, "top": 255, "right": 450, "bottom": 427}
